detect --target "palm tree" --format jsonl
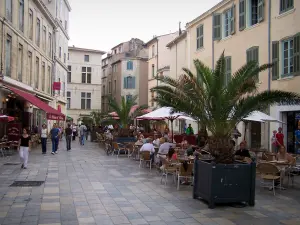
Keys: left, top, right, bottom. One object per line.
{"left": 90, "top": 110, "right": 106, "bottom": 126}
{"left": 152, "top": 52, "right": 300, "bottom": 163}
{"left": 107, "top": 95, "right": 148, "bottom": 129}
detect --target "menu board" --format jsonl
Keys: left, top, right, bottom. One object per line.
{"left": 7, "top": 123, "right": 21, "bottom": 142}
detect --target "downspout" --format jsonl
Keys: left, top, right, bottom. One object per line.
{"left": 175, "top": 43, "right": 178, "bottom": 79}
{"left": 212, "top": 12, "right": 215, "bottom": 70}
{"left": 156, "top": 38, "right": 158, "bottom": 87}
{"left": 267, "top": 0, "right": 272, "bottom": 150}
{"left": 0, "top": 18, "right": 4, "bottom": 77}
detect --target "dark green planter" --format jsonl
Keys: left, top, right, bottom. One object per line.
{"left": 193, "top": 159, "right": 256, "bottom": 209}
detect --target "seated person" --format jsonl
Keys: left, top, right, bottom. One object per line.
{"left": 153, "top": 135, "right": 160, "bottom": 147}
{"left": 276, "top": 145, "right": 294, "bottom": 164}
{"left": 170, "top": 148, "right": 178, "bottom": 160}
{"left": 140, "top": 138, "right": 155, "bottom": 162}
{"left": 235, "top": 141, "right": 251, "bottom": 159}
{"left": 157, "top": 138, "right": 175, "bottom": 158}
{"left": 181, "top": 136, "right": 189, "bottom": 149}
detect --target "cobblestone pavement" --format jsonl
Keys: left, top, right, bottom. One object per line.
{"left": 0, "top": 139, "right": 300, "bottom": 225}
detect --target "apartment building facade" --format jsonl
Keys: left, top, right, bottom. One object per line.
{"left": 42, "top": 0, "right": 71, "bottom": 115}
{"left": 0, "top": 0, "right": 63, "bottom": 131}
{"left": 145, "top": 32, "right": 179, "bottom": 109}
{"left": 67, "top": 47, "right": 105, "bottom": 122}
{"left": 184, "top": 0, "right": 299, "bottom": 151}
{"left": 101, "top": 38, "right": 148, "bottom": 113}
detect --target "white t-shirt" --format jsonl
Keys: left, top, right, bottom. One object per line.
{"left": 140, "top": 143, "right": 155, "bottom": 153}
{"left": 41, "top": 128, "right": 47, "bottom": 138}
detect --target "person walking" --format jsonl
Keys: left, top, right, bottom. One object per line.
{"left": 40, "top": 124, "right": 48, "bottom": 154}
{"left": 18, "top": 128, "right": 31, "bottom": 169}
{"left": 72, "top": 124, "right": 77, "bottom": 141}
{"left": 65, "top": 123, "right": 72, "bottom": 151}
{"left": 79, "top": 123, "right": 87, "bottom": 145}
{"left": 50, "top": 123, "right": 60, "bottom": 154}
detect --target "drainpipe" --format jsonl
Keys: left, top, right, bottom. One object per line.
{"left": 267, "top": 0, "right": 272, "bottom": 150}
{"left": 0, "top": 18, "right": 4, "bottom": 78}
{"left": 175, "top": 43, "right": 178, "bottom": 79}
{"left": 212, "top": 12, "right": 215, "bottom": 70}
{"left": 156, "top": 39, "right": 159, "bottom": 87}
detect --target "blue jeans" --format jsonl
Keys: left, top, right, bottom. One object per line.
{"left": 52, "top": 138, "right": 58, "bottom": 152}
{"left": 66, "top": 135, "right": 71, "bottom": 150}
{"left": 81, "top": 135, "right": 85, "bottom": 145}
{"left": 41, "top": 138, "right": 47, "bottom": 153}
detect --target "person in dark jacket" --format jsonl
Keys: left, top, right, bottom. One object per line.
{"left": 65, "top": 123, "right": 72, "bottom": 151}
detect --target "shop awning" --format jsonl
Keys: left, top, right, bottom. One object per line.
{"left": 5, "top": 85, "right": 65, "bottom": 121}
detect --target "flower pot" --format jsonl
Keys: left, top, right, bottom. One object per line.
{"left": 193, "top": 159, "right": 256, "bottom": 209}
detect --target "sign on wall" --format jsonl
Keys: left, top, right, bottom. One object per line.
{"left": 53, "top": 82, "right": 61, "bottom": 90}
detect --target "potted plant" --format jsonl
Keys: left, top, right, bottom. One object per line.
{"left": 106, "top": 95, "right": 148, "bottom": 143}
{"left": 152, "top": 52, "right": 300, "bottom": 208}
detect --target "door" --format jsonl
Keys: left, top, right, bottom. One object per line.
{"left": 250, "top": 122, "right": 261, "bottom": 148}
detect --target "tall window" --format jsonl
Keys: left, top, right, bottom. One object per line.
{"left": 35, "top": 57, "right": 39, "bottom": 89}
{"left": 103, "top": 69, "right": 106, "bottom": 77}
{"left": 67, "top": 92, "right": 71, "bottom": 109}
{"left": 152, "top": 64, "right": 155, "bottom": 77}
{"left": 82, "top": 67, "right": 91, "bottom": 83}
{"left": 59, "top": 47, "right": 62, "bottom": 58}
{"left": 47, "top": 66, "right": 51, "bottom": 94}
{"left": 81, "top": 92, "right": 91, "bottom": 109}
{"left": 48, "top": 33, "right": 52, "bottom": 57}
{"left": 29, "top": 9, "right": 33, "bottom": 40}
{"left": 36, "top": 18, "right": 40, "bottom": 46}
{"left": 282, "top": 39, "right": 294, "bottom": 77}
{"left": 114, "top": 80, "right": 116, "bottom": 93}
{"left": 224, "top": 56, "right": 232, "bottom": 86}
{"left": 108, "top": 81, "right": 112, "bottom": 93}
{"left": 152, "top": 45, "right": 155, "bottom": 57}
{"left": 19, "top": 0, "right": 24, "bottom": 32}
{"left": 127, "top": 61, "right": 133, "bottom": 70}
{"left": 246, "top": 46, "right": 259, "bottom": 78}
{"left": 67, "top": 66, "right": 71, "bottom": 83}
{"left": 18, "top": 44, "right": 23, "bottom": 81}
{"left": 42, "top": 62, "right": 45, "bottom": 91}
{"left": 6, "top": 0, "right": 12, "bottom": 22}
{"left": 28, "top": 51, "right": 32, "bottom": 85}
{"left": 64, "top": 53, "right": 66, "bottom": 63}
{"left": 84, "top": 55, "right": 89, "bottom": 62}
{"left": 124, "top": 76, "right": 135, "bottom": 89}
{"left": 249, "top": 0, "right": 264, "bottom": 26}
{"left": 42, "top": 26, "right": 46, "bottom": 51}
{"left": 196, "top": 25, "right": 204, "bottom": 49}
{"left": 280, "top": 0, "right": 294, "bottom": 13}
{"left": 5, "top": 35, "right": 12, "bottom": 77}
{"left": 239, "top": 0, "right": 246, "bottom": 31}
{"left": 223, "top": 9, "right": 232, "bottom": 38}
{"left": 113, "top": 64, "right": 117, "bottom": 72}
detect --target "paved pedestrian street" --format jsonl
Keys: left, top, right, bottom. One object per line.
{"left": 0, "top": 140, "right": 300, "bottom": 225}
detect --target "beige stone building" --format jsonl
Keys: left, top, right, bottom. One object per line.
{"left": 101, "top": 39, "right": 148, "bottom": 113}
{"left": 0, "top": 0, "right": 66, "bottom": 131}
{"left": 183, "top": 0, "right": 299, "bottom": 151}
{"left": 67, "top": 46, "right": 105, "bottom": 122}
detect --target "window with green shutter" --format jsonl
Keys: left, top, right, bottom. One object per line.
{"left": 294, "top": 33, "right": 300, "bottom": 75}
{"left": 230, "top": 5, "right": 236, "bottom": 35}
{"left": 282, "top": 38, "right": 294, "bottom": 77}
{"left": 272, "top": 41, "right": 279, "bottom": 80}
{"left": 257, "top": 0, "right": 264, "bottom": 22}
{"left": 280, "top": 0, "right": 294, "bottom": 14}
{"left": 213, "top": 14, "right": 222, "bottom": 41}
{"left": 224, "top": 56, "right": 232, "bottom": 86}
{"left": 196, "top": 25, "right": 204, "bottom": 49}
{"left": 239, "top": 0, "right": 246, "bottom": 31}
{"left": 246, "top": 46, "right": 259, "bottom": 79}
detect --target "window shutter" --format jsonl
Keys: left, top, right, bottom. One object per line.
{"left": 124, "top": 77, "right": 127, "bottom": 89}
{"left": 200, "top": 25, "right": 204, "bottom": 48}
{"left": 213, "top": 14, "right": 222, "bottom": 41}
{"left": 230, "top": 5, "right": 236, "bottom": 35}
{"left": 253, "top": 47, "right": 259, "bottom": 65}
{"left": 294, "top": 33, "right": 300, "bottom": 75}
{"left": 239, "top": 0, "right": 246, "bottom": 31}
{"left": 272, "top": 41, "right": 279, "bottom": 80}
{"left": 225, "top": 57, "right": 232, "bottom": 86}
{"left": 258, "top": 0, "right": 264, "bottom": 23}
{"left": 132, "top": 76, "right": 136, "bottom": 89}
{"left": 246, "top": 49, "right": 252, "bottom": 63}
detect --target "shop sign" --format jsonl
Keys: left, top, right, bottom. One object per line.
{"left": 7, "top": 123, "right": 21, "bottom": 142}
{"left": 47, "top": 114, "right": 65, "bottom": 121}
{"left": 52, "top": 82, "right": 61, "bottom": 90}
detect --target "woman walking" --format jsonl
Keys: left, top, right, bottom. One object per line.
{"left": 18, "top": 128, "right": 31, "bottom": 169}
{"left": 41, "top": 124, "right": 48, "bottom": 154}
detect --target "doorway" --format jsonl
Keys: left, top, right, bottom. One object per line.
{"left": 250, "top": 121, "right": 261, "bottom": 148}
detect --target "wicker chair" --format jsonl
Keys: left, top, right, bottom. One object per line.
{"left": 139, "top": 151, "right": 152, "bottom": 170}
{"left": 177, "top": 163, "right": 194, "bottom": 190}
{"left": 257, "top": 162, "right": 281, "bottom": 196}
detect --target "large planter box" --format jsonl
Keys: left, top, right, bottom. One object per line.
{"left": 193, "top": 159, "right": 256, "bottom": 209}
{"left": 115, "top": 137, "right": 136, "bottom": 144}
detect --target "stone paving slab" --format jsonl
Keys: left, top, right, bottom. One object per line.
{"left": 0, "top": 139, "right": 300, "bottom": 225}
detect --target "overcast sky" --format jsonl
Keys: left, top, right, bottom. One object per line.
{"left": 68, "top": 0, "right": 221, "bottom": 53}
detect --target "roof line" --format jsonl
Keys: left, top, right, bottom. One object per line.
{"left": 68, "top": 46, "right": 106, "bottom": 54}
{"left": 166, "top": 31, "right": 187, "bottom": 48}
{"left": 145, "top": 31, "right": 178, "bottom": 46}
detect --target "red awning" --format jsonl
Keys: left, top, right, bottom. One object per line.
{"left": 5, "top": 85, "right": 65, "bottom": 120}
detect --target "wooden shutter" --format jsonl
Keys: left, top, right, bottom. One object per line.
{"left": 272, "top": 41, "right": 279, "bottom": 80}
{"left": 294, "top": 33, "right": 300, "bottom": 75}
{"left": 213, "top": 14, "right": 222, "bottom": 41}
{"left": 230, "top": 5, "right": 236, "bottom": 35}
{"left": 200, "top": 25, "right": 204, "bottom": 48}
{"left": 123, "top": 77, "right": 127, "bottom": 89}
{"left": 246, "top": 49, "right": 252, "bottom": 63}
{"left": 225, "top": 57, "right": 232, "bottom": 86}
{"left": 258, "top": 0, "right": 264, "bottom": 23}
{"left": 253, "top": 47, "right": 259, "bottom": 64}
{"left": 132, "top": 76, "right": 136, "bottom": 89}
{"left": 239, "top": 0, "right": 246, "bottom": 31}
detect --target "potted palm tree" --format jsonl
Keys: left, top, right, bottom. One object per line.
{"left": 152, "top": 53, "right": 300, "bottom": 208}
{"left": 106, "top": 95, "right": 148, "bottom": 142}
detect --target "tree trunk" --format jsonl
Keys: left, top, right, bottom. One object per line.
{"left": 207, "top": 137, "right": 235, "bottom": 164}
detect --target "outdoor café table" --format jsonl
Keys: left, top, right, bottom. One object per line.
{"left": 177, "top": 156, "right": 195, "bottom": 162}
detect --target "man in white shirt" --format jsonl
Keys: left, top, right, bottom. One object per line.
{"left": 158, "top": 138, "right": 176, "bottom": 157}
{"left": 140, "top": 139, "right": 155, "bottom": 162}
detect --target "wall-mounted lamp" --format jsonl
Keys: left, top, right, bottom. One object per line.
{"left": 29, "top": 104, "right": 33, "bottom": 108}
